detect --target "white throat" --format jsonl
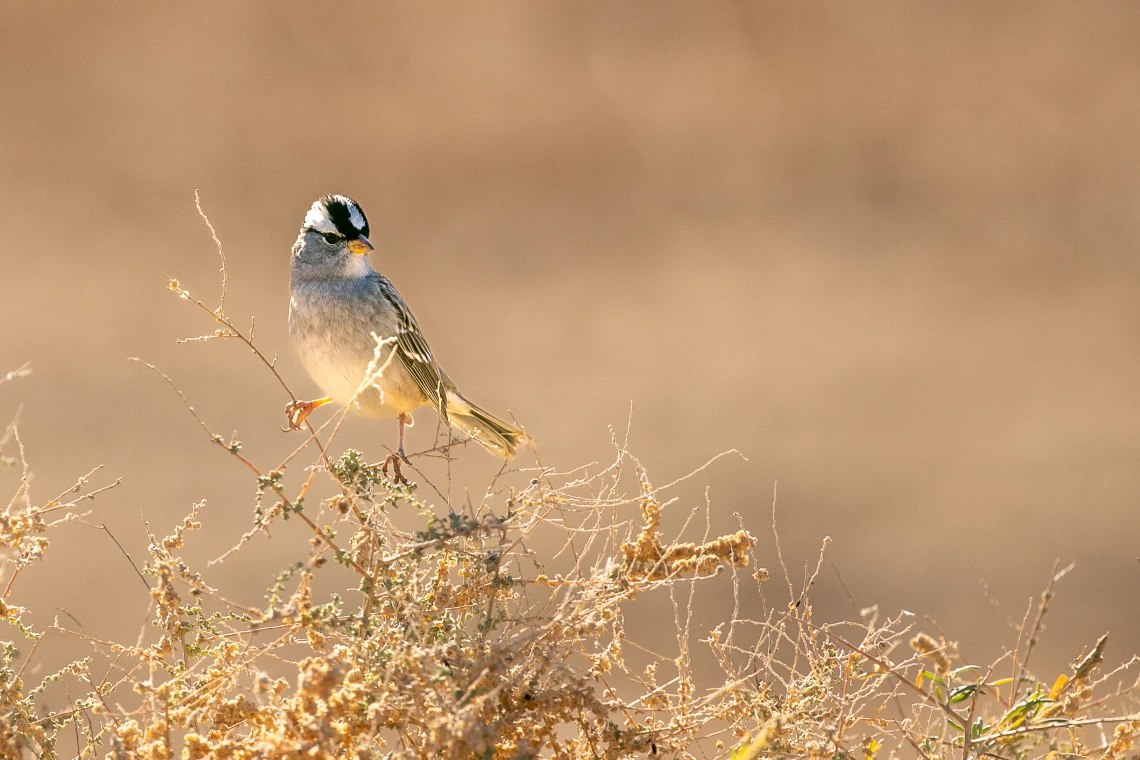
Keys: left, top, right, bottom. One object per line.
{"left": 343, "top": 252, "right": 374, "bottom": 279}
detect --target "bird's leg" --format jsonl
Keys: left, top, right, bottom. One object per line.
{"left": 282, "top": 396, "right": 332, "bottom": 432}
{"left": 398, "top": 413, "right": 412, "bottom": 463}
{"left": 381, "top": 413, "right": 412, "bottom": 485}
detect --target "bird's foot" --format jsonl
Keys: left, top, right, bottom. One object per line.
{"left": 380, "top": 450, "right": 412, "bottom": 486}
{"left": 282, "top": 397, "right": 331, "bottom": 432}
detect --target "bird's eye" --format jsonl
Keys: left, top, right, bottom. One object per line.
{"left": 322, "top": 232, "right": 342, "bottom": 244}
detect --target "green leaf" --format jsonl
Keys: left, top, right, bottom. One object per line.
{"left": 949, "top": 665, "right": 980, "bottom": 679}
{"left": 917, "top": 670, "right": 946, "bottom": 689}
{"left": 949, "top": 684, "right": 980, "bottom": 704}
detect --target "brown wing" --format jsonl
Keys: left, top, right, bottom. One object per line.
{"left": 382, "top": 287, "right": 450, "bottom": 424}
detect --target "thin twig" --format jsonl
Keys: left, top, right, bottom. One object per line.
{"left": 0, "top": 361, "right": 32, "bottom": 389}
{"left": 792, "top": 614, "right": 970, "bottom": 727}
{"left": 165, "top": 278, "right": 294, "bottom": 400}
{"left": 1011, "top": 559, "right": 1073, "bottom": 706}
{"left": 195, "top": 189, "right": 226, "bottom": 311}
{"left": 87, "top": 521, "right": 151, "bottom": 591}
{"left": 130, "top": 358, "right": 368, "bottom": 577}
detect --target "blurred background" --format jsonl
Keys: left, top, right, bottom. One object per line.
{"left": 2, "top": 1, "right": 1139, "bottom": 689}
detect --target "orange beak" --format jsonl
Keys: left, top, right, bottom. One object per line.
{"left": 347, "top": 236, "right": 374, "bottom": 255}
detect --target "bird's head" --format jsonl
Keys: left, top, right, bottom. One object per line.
{"left": 292, "top": 194, "right": 375, "bottom": 279}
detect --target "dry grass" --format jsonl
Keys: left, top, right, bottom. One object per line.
{"left": 1, "top": 204, "right": 1138, "bottom": 759}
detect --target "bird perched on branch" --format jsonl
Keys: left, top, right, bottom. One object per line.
{"left": 286, "top": 194, "right": 529, "bottom": 482}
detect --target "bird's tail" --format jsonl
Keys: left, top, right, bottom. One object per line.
{"left": 445, "top": 391, "right": 530, "bottom": 458}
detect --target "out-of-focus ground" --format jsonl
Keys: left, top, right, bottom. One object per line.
{"left": 2, "top": 1, "right": 1139, "bottom": 684}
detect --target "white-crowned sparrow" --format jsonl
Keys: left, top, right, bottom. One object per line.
{"left": 286, "top": 194, "right": 528, "bottom": 480}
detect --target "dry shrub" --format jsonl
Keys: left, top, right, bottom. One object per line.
{"left": 1, "top": 201, "right": 1138, "bottom": 759}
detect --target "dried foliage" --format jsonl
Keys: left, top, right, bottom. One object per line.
{"left": 1, "top": 201, "right": 1138, "bottom": 759}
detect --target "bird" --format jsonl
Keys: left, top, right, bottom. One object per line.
{"left": 285, "top": 194, "right": 529, "bottom": 482}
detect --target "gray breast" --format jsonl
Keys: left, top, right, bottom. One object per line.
{"left": 289, "top": 276, "right": 422, "bottom": 415}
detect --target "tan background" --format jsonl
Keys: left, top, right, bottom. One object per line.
{"left": 2, "top": 1, "right": 1139, "bottom": 688}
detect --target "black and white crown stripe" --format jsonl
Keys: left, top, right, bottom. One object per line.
{"left": 303, "top": 194, "right": 370, "bottom": 239}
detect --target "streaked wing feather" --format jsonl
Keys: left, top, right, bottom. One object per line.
{"left": 389, "top": 297, "right": 449, "bottom": 423}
